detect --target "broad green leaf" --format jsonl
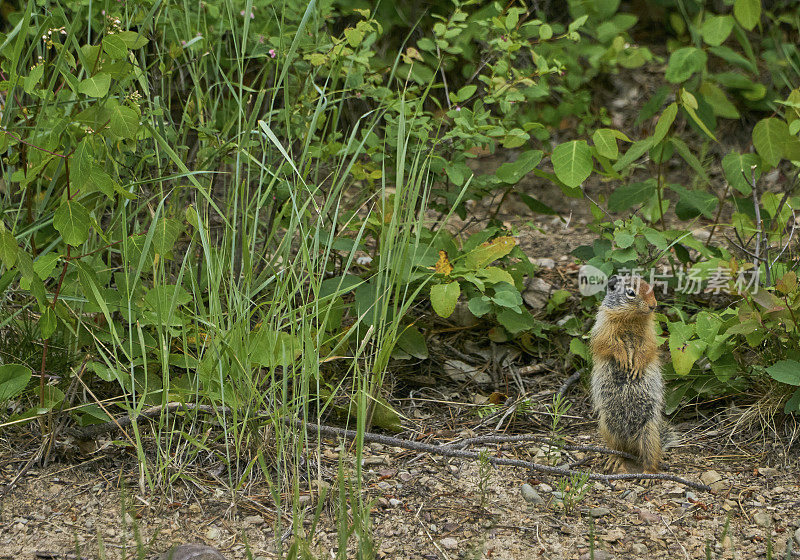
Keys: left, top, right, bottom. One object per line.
{"left": 593, "top": 129, "right": 619, "bottom": 159}
{"left": 491, "top": 283, "right": 523, "bottom": 308}
{"left": 608, "top": 180, "right": 657, "bottom": 212}
{"left": 396, "top": 326, "right": 428, "bottom": 360}
{"left": 519, "top": 194, "right": 557, "bottom": 215}
{"left": 465, "top": 236, "right": 516, "bottom": 269}
{"left": 251, "top": 329, "right": 303, "bottom": 368}
{"left": 767, "top": 360, "right": 800, "bottom": 386}
{"left": 85, "top": 167, "right": 120, "bottom": 198}
{"left": 539, "top": 24, "right": 553, "bottom": 40}
{"left": 144, "top": 284, "right": 192, "bottom": 311}
{"left": 670, "top": 336, "right": 703, "bottom": 375}
{"left": 552, "top": 140, "right": 592, "bottom": 188}
{"left": 116, "top": 30, "right": 149, "bottom": 49}
{"left": 682, "top": 102, "right": 717, "bottom": 141}
{"left": 15, "top": 252, "right": 47, "bottom": 309}
{"left": 734, "top": 0, "right": 761, "bottom": 31}
{"left": 77, "top": 73, "right": 111, "bottom": 97}
{"left": 752, "top": 117, "right": 788, "bottom": 168}
{"left": 614, "top": 230, "right": 635, "bottom": 248}
{"left": 33, "top": 253, "right": 60, "bottom": 279}
{"left": 430, "top": 282, "right": 460, "bottom": 318}
{"left": 53, "top": 200, "right": 91, "bottom": 246}
{"left": 0, "top": 227, "right": 18, "bottom": 268}
{"left": 670, "top": 138, "right": 710, "bottom": 184}
{"left": 152, "top": 217, "right": 183, "bottom": 255}
{"left": 102, "top": 35, "right": 128, "bottom": 59}
{"left": 653, "top": 102, "right": 678, "bottom": 145}
{"left": 72, "top": 137, "right": 94, "bottom": 185}
{"left": 475, "top": 266, "right": 515, "bottom": 286}
{"left": 496, "top": 150, "right": 542, "bottom": 183}
{"left": 497, "top": 307, "right": 536, "bottom": 334}
{"left": 39, "top": 307, "right": 58, "bottom": 339}
{"left": 109, "top": 104, "right": 141, "bottom": 139}
{"left": 0, "top": 364, "right": 32, "bottom": 402}
{"left": 468, "top": 296, "right": 492, "bottom": 317}
{"left": 700, "top": 15, "right": 734, "bottom": 46}
{"left": 455, "top": 84, "right": 477, "bottom": 102}
{"left": 665, "top": 47, "right": 707, "bottom": 83}
{"left": 670, "top": 184, "right": 717, "bottom": 219}
{"left": 699, "top": 82, "right": 740, "bottom": 119}
{"left": 786, "top": 389, "right": 800, "bottom": 413}
{"left": 722, "top": 152, "right": 760, "bottom": 194}
{"left": 613, "top": 138, "right": 654, "bottom": 172}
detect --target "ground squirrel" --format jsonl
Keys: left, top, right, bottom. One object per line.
{"left": 590, "top": 275, "right": 672, "bottom": 474}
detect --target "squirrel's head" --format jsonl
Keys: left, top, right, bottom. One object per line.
{"left": 602, "top": 275, "right": 657, "bottom": 316}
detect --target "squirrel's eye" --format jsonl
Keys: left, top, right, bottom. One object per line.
{"left": 625, "top": 287, "right": 636, "bottom": 298}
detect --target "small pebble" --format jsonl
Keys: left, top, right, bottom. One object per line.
{"left": 538, "top": 483, "right": 553, "bottom": 493}
{"left": 160, "top": 544, "right": 227, "bottom": 560}
{"left": 389, "top": 498, "right": 402, "bottom": 507}
{"left": 589, "top": 507, "right": 611, "bottom": 518}
{"left": 794, "top": 527, "right": 800, "bottom": 546}
{"left": 440, "top": 537, "right": 458, "bottom": 550}
{"left": 520, "top": 483, "right": 544, "bottom": 505}
{"left": 754, "top": 512, "right": 772, "bottom": 527}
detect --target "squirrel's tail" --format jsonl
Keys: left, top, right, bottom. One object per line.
{"left": 660, "top": 422, "right": 679, "bottom": 451}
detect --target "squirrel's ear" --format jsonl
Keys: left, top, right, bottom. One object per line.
{"left": 607, "top": 275, "right": 619, "bottom": 291}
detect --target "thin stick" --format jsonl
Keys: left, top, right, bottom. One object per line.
{"left": 54, "top": 404, "right": 710, "bottom": 493}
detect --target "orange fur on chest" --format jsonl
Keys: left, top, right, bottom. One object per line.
{"left": 591, "top": 312, "right": 659, "bottom": 375}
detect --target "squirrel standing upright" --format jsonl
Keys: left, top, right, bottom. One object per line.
{"left": 590, "top": 275, "right": 672, "bottom": 474}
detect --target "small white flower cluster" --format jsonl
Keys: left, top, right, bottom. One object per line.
{"left": 106, "top": 14, "right": 123, "bottom": 34}
{"left": 41, "top": 27, "right": 67, "bottom": 48}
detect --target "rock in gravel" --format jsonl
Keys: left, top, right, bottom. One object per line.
{"left": 243, "top": 515, "right": 264, "bottom": 526}
{"left": 160, "top": 544, "right": 227, "bottom": 560}
{"left": 794, "top": 527, "right": 800, "bottom": 546}
{"left": 522, "top": 277, "right": 554, "bottom": 309}
{"left": 580, "top": 550, "right": 613, "bottom": 560}
{"left": 520, "top": 483, "right": 545, "bottom": 505}
{"left": 389, "top": 498, "right": 402, "bottom": 507}
{"left": 440, "top": 537, "right": 458, "bottom": 550}
{"left": 205, "top": 526, "right": 222, "bottom": 540}
{"left": 754, "top": 512, "right": 772, "bottom": 527}
{"left": 700, "top": 470, "right": 727, "bottom": 492}
{"left": 539, "top": 483, "right": 553, "bottom": 493}
{"left": 534, "top": 257, "right": 556, "bottom": 269}
{"left": 631, "top": 543, "right": 648, "bottom": 555}
{"left": 589, "top": 507, "right": 611, "bottom": 518}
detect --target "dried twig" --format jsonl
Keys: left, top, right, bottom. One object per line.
{"left": 49, "top": 403, "right": 710, "bottom": 493}
{"left": 556, "top": 370, "right": 583, "bottom": 399}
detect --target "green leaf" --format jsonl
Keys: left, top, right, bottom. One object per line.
{"left": 0, "top": 227, "right": 18, "bottom": 268}
{"left": 653, "top": 102, "right": 678, "bottom": 145}
{"left": 614, "top": 230, "right": 635, "bottom": 248}
{"left": 613, "top": 138, "right": 654, "bottom": 172}
{"left": 496, "top": 150, "right": 542, "bottom": 183}
{"left": 497, "top": 307, "right": 536, "bottom": 334}
{"left": 700, "top": 15, "right": 734, "bottom": 46}
{"left": 608, "top": 180, "right": 657, "bottom": 212}
{"left": 766, "top": 360, "right": 800, "bottom": 386}
{"left": 455, "top": 84, "right": 477, "bottom": 102}
{"left": 670, "top": 184, "right": 717, "bottom": 219}
{"left": 251, "top": 329, "right": 303, "bottom": 369}
{"left": 0, "top": 364, "right": 32, "bottom": 403}
{"left": 152, "top": 217, "right": 183, "bottom": 255}
{"left": 734, "top": 0, "right": 761, "bottom": 31}
{"left": 785, "top": 388, "right": 800, "bottom": 413}
{"left": 519, "top": 194, "right": 557, "bottom": 215}
{"left": 468, "top": 296, "right": 492, "bottom": 317}
{"left": 430, "top": 282, "right": 460, "bottom": 318}
{"left": 33, "top": 252, "right": 60, "bottom": 279}
{"left": 396, "top": 326, "right": 428, "bottom": 359}
{"left": 722, "top": 152, "right": 760, "bottom": 195}
{"left": 670, "top": 138, "right": 710, "bottom": 184}
{"left": 491, "top": 283, "right": 523, "bottom": 308}
{"left": 102, "top": 35, "right": 128, "bottom": 59}
{"left": 465, "top": 236, "right": 516, "bottom": 269}
{"left": 539, "top": 24, "right": 553, "bottom": 40}
{"left": 475, "top": 266, "right": 515, "bottom": 286}
{"left": 752, "top": 117, "right": 788, "bottom": 168}
{"left": 552, "top": 140, "right": 592, "bottom": 188}
{"left": 593, "top": 129, "right": 619, "bottom": 159}
{"left": 84, "top": 167, "right": 119, "bottom": 198}
{"left": 39, "top": 307, "right": 58, "bottom": 339}
{"left": 77, "top": 73, "right": 111, "bottom": 97}
{"left": 53, "top": 200, "right": 91, "bottom": 246}
{"left": 665, "top": 47, "right": 707, "bottom": 83}
{"left": 699, "top": 82, "right": 740, "bottom": 119}
{"left": 116, "top": 30, "right": 149, "bottom": 49}
{"left": 109, "top": 104, "right": 141, "bottom": 139}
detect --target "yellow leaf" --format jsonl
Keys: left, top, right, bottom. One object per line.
{"left": 434, "top": 250, "right": 453, "bottom": 275}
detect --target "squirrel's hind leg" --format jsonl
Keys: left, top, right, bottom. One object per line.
{"left": 639, "top": 420, "right": 663, "bottom": 474}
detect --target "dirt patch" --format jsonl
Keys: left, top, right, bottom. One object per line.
{"left": 2, "top": 372, "right": 798, "bottom": 560}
